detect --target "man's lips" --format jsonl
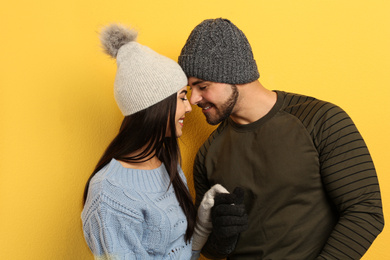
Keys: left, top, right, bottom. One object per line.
{"left": 198, "top": 103, "right": 213, "bottom": 112}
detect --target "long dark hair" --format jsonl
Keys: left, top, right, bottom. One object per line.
{"left": 83, "top": 93, "right": 196, "bottom": 242}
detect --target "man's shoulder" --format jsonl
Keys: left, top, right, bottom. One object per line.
{"left": 282, "top": 91, "right": 321, "bottom": 107}
{"left": 279, "top": 91, "right": 343, "bottom": 118}
{"left": 277, "top": 91, "right": 353, "bottom": 139}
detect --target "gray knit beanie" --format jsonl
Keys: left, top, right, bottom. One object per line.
{"left": 178, "top": 18, "right": 259, "bottom": 84}
{"left": 100, "top": 24, "right": 187, "bottom": 116}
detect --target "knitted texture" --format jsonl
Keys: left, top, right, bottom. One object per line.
{"left": 202, "top": 187, "right": 248, "bottom": 258}
{"left": 192, "top": 184, "right": 229, "bottom": 251}
{"left": 81, "top": 159, "right": 192, "bottom": 259}
{"left": 100, "top": 24, "right": 187, "bottom": 116}
{"left": 178, "top": 18, "right": 259, "bottom": 84}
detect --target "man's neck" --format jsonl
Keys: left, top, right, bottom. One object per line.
{"left": 230, "top": 80, "right": 277, "bottom": 125}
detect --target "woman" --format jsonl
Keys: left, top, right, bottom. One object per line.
{"left": 81, "top": 24, "right": 196, "bottom": 259}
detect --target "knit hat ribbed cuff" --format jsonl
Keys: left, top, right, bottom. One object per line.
{"left": 178, "top": 18, "right": 260, "bottom": 85}
{"left": 179, "top": 54, "right": 259, "bottom": 85}
{"left": 100, "top": 24, "right": 187, "bottom": 116}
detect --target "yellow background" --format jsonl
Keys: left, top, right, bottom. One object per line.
{"left": 1, "top": 0, "right": 389, "bottom": 259}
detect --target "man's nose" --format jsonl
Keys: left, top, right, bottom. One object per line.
{"left": 190, "top": 89, "right": 202, "bottom": 105}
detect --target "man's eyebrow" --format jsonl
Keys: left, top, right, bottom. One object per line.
{"left": 190, "top": 80, "right": 205, "bottom": 86}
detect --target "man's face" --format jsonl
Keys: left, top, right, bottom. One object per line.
{"left": 188, "top": 77, "right": 238, "bottom": 125}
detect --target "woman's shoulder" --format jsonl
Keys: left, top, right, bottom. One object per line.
{"left": 89, "top": 158, "right": 119, "bottom": 185}
{"left": 83, "top": 160, "right": 145, "bottom": 213}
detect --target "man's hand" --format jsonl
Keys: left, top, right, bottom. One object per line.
{"left": 202, "top": 187, "right": 248, "bottom": 258}
{"left": 211, "top": 187, "right": 248, "bottom": 238}
{"left": 192, "top": 184, "right": 229, "bottom": 251}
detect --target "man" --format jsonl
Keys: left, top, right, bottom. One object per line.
{"left": 178, "top": 18, "right": 384, "bottom": 259}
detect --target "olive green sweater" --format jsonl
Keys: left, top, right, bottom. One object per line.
{"left": 194, "top": 91, "right": 384, "bottom": 260}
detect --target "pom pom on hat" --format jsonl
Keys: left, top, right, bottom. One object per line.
{"left": 99, "top": 23, "right": 188, "bottom": 116}
{"left": 100, "top": 24, "right": 138, "bottom": 58}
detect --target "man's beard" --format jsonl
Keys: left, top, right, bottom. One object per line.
{"left": 204, "top": 84, "right": 239, "bottom": 125}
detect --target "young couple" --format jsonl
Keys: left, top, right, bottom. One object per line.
{"left": 82, "top": 19, "right": 383, "bottom": 260}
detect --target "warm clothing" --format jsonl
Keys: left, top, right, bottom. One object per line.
{"left": 82, "top": 158, "right": 193, "bottom": 259}
{"left": 99, "top": 24, "right": 187, "bottom": 116}
{"left": 192, "top": 184, "right": 229, "bottom": 251}
{"left": 178, "top": 18, "right": 259, "bottom": 85}
{"left": 194, "top": 91, "right": 384, "bottom": 259}
{"left": 206, "top": 188, "right": 248, "bottom": 258}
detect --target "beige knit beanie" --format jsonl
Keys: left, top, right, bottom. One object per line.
{"left": 100, "top": 24, "right": 187, "bottom": 116}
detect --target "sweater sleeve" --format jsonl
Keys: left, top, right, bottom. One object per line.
{"left": 312, "top": 104, "right": 384, "bottom": 259}
{"left": 193, "top": 149, "right": 212, "bottom": 209}
{"left": 193, "top": 125, "right": 226, "bottom": 209}
{"left": 82, "top": 197, "right": 151, "bottom": 259}
{"left": 193, "top": 137, "right": 238, "bottom": 259}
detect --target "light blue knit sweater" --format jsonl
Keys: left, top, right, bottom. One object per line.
{"left": 81, "top": 158, "right": 193, "bottom": 259}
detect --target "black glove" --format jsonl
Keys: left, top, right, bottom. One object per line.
{"left": 202, "top": 187, "right": 248, "bottom": 258}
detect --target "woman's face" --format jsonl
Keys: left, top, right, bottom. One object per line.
{"left": 174, "top": 86, "right": 192, "bottom": 137}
